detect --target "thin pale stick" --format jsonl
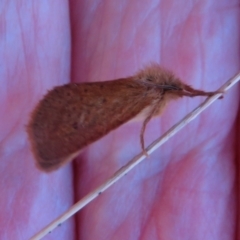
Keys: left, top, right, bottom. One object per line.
{"left": 30, "top": 72, "right": 240, "bottom": 240}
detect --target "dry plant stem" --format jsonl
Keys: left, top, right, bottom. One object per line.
{"left": 30, "top": 72, "right": 240, "bottom": 240}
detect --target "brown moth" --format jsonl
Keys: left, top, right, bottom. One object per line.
{"left": 27, "top": 64, "right": 219, "bottom": 172}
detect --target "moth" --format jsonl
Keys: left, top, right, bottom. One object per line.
{"left": 27, "top": 64, "right": 219, "bottom": 172}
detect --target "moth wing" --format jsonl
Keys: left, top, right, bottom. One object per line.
{"left": 27, "top": 79, "right": 155, "bottom": 171}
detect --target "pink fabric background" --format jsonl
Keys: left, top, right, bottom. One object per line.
{"left": 0, "top": 0, "right": 239, "bottom": 239}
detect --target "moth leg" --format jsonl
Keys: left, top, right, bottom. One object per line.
{"left": 182, "top": 85, "right": 223, "bottom": 98}
{"left": 140, "top": 102, "right": 161, "bottom": 156}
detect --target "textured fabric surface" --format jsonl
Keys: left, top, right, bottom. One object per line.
{"left": 0, "top": 1, "right": 239, "bottom": 239}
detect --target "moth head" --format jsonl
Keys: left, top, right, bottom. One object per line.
{"left": 135, "top": 63, "right": 217, "bottom": 98}
{"left": 135, "top": 63, "right": 185, "bottom": 98}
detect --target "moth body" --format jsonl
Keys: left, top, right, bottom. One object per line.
{"left": 27, "top": 64, "right": 219, "bottom": 171}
